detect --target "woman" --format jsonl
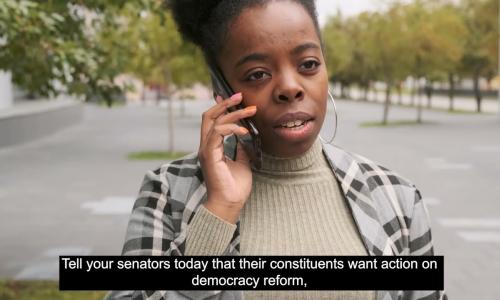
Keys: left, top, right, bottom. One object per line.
{"left": 107, "top": 0, "right": 446, "bottom": 299}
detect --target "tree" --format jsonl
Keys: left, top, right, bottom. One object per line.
{"left": 101, "top": 3, "right": 208, "bottom": 152}
{"left": 0, "top": 0, "right": 142, "bottom": 102}
{"left": 322, "top": 12, "right": 353, "bottom": 98}
{"left": 364, "top": 8, "right": 412, "bottom": 124}
{"left": 403, "top": 0, "right": 467, "bottom": 117}
{"left": 460, "top": 0, "right": 498, "bottom": 112}
{"left": 430, "top": 3, "right": 467, "bottom": 111}
{"left": 342, "top": 13, "right": 379, "bottom": 101}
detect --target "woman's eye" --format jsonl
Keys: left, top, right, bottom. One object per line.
{"left": 300, "top": 60, "right": 320, "bottom": 71}
{"left": 246, "top": 71, "right": 269, "bottom": 81}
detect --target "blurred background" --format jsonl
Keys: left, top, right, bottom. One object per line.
{"left": 0, "top": 0, "right": 499, "bottom": 299}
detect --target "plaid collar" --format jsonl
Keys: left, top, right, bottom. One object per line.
{"left": 322, "top": 143, "right": 397, "bottom": 256}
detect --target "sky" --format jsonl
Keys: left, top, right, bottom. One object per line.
{"left": 316, "top": 0, "right": 381, "bottom": 26}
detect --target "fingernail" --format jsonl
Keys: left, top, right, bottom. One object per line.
{"left": 230, "top": 92, "right": 242, "bottom": 101}
{"left": 245, "top": 105, "right": 257, "bottom": 112}
{"left": 240, "top": 127, "right": 249, "bottom": 134}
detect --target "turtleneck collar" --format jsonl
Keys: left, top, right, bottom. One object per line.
{"left": 254, "top": 138, "right": 323, "bottom": 172}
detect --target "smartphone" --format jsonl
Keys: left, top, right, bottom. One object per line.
{"left": 209, "top": 65, "right": 262, "bottom": 169}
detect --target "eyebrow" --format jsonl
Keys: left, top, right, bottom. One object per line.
{"left": 235, "top": 53, "right": 269, "bottom": 68}
{"left": 234, "top": 42, "right": 321, "bottom": 68}
{"left": 291, "top": 42, "right": 321, "bottom": 55}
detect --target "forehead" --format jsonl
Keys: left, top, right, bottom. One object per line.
{"left": 219, "top": 1, "right": 320, "bottom": 60}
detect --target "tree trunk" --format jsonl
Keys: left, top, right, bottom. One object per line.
{"left": 167, "top": 97, "right": 175, "bottom": 152}
{"left": 411, "top": 78, "right": 417, "bottom": 106}
{"left": 164, "top": 70, "right": 175, "bottom": 153}
{"left": 382, "top": 83, "right": 391, "bottom": 125}
{"left": 425, "top": 81, "right": 433, "bottom": 109}
{"left": 141, "top": 84, "right": 146, "bottom": 103}
{"left": 397, "top": 83, "right": 403, "bottom": 105}
{"left": 340, "top": 82, "right": 346, "bottom": 99}
{"left": 156, "top": 86, "right": 161, "bottom": 104}
{"left": 448, "top": 73, "right": 455, "bottom": 111}
{"left": 416, "top": 83, "right": 423, "bottom": 123}
{"left": 473, "top": 73, "right": 482, "bottom": 113}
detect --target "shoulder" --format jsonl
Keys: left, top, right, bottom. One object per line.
{"left": 323, "top": 143, "right": 421, "bottom": 215}
{"left": 123, "top": 152, "right": 205, "bottom": 255}
{"left": 142, "top": 152, "right": 202, "bottom": 186}
{"left": 143, "top": 136, "right": 235, "bottom": 193}
{"left": 324, "top": 143, "right": 417, "bottom": 188}
{"left": 350, "top": 150, "right": 416, "bottom": 191}
{"left": 136, "top": 152, "right": 204, "bottom": 208}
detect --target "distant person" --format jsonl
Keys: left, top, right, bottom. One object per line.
{"left": 106, "top": 0, "right": 446, "bottom": 299}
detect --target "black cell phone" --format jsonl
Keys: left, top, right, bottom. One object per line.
{"left": 209, "top": 65, "right": 262, "bottom": 169}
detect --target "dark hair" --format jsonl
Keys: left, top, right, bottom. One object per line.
{"left": 168, "top": 0, "right": 320, "bottom": 64}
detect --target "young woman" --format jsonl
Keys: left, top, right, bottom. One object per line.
{"left": 107, "top": 0, "right": 446, "bottom": 299}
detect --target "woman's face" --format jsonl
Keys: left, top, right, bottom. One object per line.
{"left": 217, "top": 0, "right": 328, "bottom": 158}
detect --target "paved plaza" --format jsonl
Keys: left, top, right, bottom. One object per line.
{"left": 0, "top": 99, "right": 499, "bottom": 299}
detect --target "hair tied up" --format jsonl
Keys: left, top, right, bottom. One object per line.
{"left": 167, "top": 0, "right": 223, "bottom": 46}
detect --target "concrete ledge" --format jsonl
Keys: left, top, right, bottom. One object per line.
{"left": 0, "top": 100, "right": 83, "bottom": 148}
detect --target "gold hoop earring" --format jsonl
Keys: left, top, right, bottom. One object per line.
{"left": 319, "top": 90, "right": 338, "bottom": 145}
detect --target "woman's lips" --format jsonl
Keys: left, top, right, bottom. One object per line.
{"left": 273, "top": 119, "right": 314, "bottom": 141}
{"left": 271, "top": 111, "right": 315, "bottom": 141}
{"left": 273, "top": 111, "right": 314, "bottom": 127}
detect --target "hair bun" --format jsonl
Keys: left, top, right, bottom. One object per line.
{"left": 167, "top": 0, "right": 222, "bottom": 46}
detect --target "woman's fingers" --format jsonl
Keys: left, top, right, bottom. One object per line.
{"left": 200, "top": 93, "right": 243, "bottom": 143}
{"left": 205, "top": 123, "right": 249, "bottom": 152}
{"left": 215, "top": 105, "right": 257, "bottom": 126}
{"left": 203, "top": 93, "right": 243, "bottom": 122}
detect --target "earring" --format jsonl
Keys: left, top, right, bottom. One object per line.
{"left": 319, "top": 90, "right": 338, "bottom": 145}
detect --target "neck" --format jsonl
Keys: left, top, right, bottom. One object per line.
{"left": 255, "top": 138, "right": 323, "bottom": 172}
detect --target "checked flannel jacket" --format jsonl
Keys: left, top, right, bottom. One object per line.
{"left": 106, "top": 139, "right": 447, "bottom": 300}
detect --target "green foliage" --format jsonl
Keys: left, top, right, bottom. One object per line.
{"left": 127, "top": 150, "right": 190, "bottom": 160}
{"left": 0, "top": 0, "right": 206, "bottom": 102}
{"left": 322, "top": 0, "right": 496, "bottom": 86}
{"left": 322, "top": 13, "right": 353, "bottom": 81}
{"left": 0, "top": 280, "right": 106, "bottom": 300}
{"left": 97, "top": 2, "right": 208, "bottom": 95}
{"left": 322, "top": 0, "right": 497, "bottom": 117}
{"left": 403, "top": 0, "right": 467, "bottom": 81}
{"left": 360, "top": 120, "right": 436, "bottom": 127}
{"left": 1, "top": 0, "right": 497, "bottom": 108}
{"left": 0, "top": 1, "right": 85, "bottom": 97}
{"left": 460, "top": 0, "right": 498, "bottom": 78}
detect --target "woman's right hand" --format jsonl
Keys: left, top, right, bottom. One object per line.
{"left": 198, "top": 92, "right": 257, "bottom": 224}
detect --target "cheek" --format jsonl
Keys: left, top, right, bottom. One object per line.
{"left": 316, "top": 72, "right": 329, "bottom": 112}
{"left": 240, "top": 87, "right": 273, "bottom": 120}
{"left": 308, "top": 75, "right": 328, "bottom": 110}
{"left": 316, "top": 92, "right": 328, "bottom": 124}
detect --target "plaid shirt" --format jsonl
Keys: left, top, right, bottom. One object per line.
{"left": 106, "top": 140, "right": 447, "bottom": 300}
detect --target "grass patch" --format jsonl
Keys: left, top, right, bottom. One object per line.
{"left": 96, "top": 100, "right": 125, "bottom": 108}
{"left": 360, "top": 120, "right": 436, "bottom": 127}
{"left": 127, "top": 150, "right": 190, "bottom": 161}
{"left": 446, "top": 108, "right": 489, "bottom": 115}
{"left": 0, "top": 280, "right": 106, "bottom": 300}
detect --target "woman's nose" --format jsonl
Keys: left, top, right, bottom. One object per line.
{"left": 273, "top": 71, "right": 304, "bottom": 103}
